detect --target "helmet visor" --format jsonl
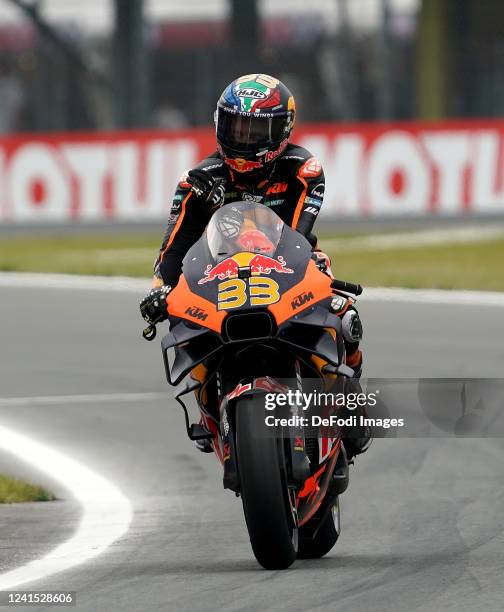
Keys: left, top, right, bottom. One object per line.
{"left": 216, "top": 107, "right": 289, "bottom": 152}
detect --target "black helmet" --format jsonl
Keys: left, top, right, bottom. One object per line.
{"left": 215, "top": 74, "right": 296, "bottom": 175}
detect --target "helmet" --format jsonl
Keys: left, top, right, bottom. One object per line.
{"left": 236, "top": 229, "right": 275, "bottom": 253}
{"left": 215, "top": 74, "right": 296, "bottom": 175}
{"left": 216, "top": 206, "right": 244, "bottom": 239}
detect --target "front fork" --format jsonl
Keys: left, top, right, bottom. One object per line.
{"left": 288, "top": 360, "right": 311, "bottom": 484}
{"left": 218, "top": 363, "right": 311, "bottom": 494}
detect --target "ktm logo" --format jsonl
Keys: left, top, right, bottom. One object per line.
{"left": 266, "top": 182, "right": 288, "bottom": 195}
{"left": 185, "top": 306, "right": 208, "bottom": 321}
{"left": 291, "top": 291, "right": 314, "bottom": 310}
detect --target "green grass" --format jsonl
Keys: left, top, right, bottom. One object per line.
{"left": 0, "top": 234, "right": 160, "bottom": 278}
{"left": 321, "top": 238, "right": 504, "bottom": 292}
{"left": 0, "top": 474, "right": 55, "bottom": 503}
{"left": 1, "top": 233, "right": 503, "bottom": 291}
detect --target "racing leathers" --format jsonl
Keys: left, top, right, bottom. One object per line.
{"left": 148, "top": 143, "right": 368, "bottom": 458}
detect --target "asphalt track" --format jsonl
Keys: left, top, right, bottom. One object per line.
{"left": 0, "top": 286, "right": 503, "bottom": 611}
{"left": 2, "top": 214, "right": 504, "bottom": 237}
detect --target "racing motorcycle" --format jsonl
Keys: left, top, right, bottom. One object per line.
{"left": 143, "top": 201, "right": 363, "bottom": 570}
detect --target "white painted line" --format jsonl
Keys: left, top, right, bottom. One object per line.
{"left": 0, "top": 424, "right": 133, "bottom": 589}
{"left": 1, "top": 271, "right": 504, "bottom": 307}
{"left": 321, "top": 225, "right": 504, "bottom": 252}
{"left": 0, "top": 272, "right": 146, "bottom": 292}
{"left": 360, "top": 287, "right": 504, "bottom": 307}
{"left": 0, "top": 391, "right": 166, "bottom": 408}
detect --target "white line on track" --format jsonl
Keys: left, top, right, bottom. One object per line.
{"left": 362, "top": 287, "right": 504, "bottom": 307}
{"left": 0, "top": 272, "right": 146, "bottom": 292}
{"left": 320, "top": 225, "right": 504, "bottom": 252}
{"left": 1, "top": 271, "right": 504, "bottom": 307}
{"left": 0, "top": 391, "right": 166, "bottom": 407}
{"left": 0, "top": 424, "right": 133, "bottom": 589}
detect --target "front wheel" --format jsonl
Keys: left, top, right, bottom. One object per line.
{"left": 236, "top": 397, "right": 297, "bottom": 570}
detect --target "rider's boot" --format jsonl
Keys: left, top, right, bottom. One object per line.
{"left": 341, "top": 349, "right": 372, "bottom": 461}
{"left": 195, "top": 433, "right": 213, "bottom": 453}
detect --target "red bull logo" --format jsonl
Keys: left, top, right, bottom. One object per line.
{"left": 198, "top": 258, "right": 240, "bottom": 284}
{"left": 249, "top": 253, "right": 293, "bottom": 275}
{"left": 225, "top": 157, "right": 264, "bottom": 173}
{"left": 198, "top": 252, "right": 293, "bottom": 284}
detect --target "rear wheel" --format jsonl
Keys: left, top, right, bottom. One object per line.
{"left": 297, "top": 497, "right": 341, "bottom": 559}
{"left": 236, "top": 397, "right": 298, "bottom": 570}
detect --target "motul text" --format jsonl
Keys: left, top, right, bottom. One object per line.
{"left": 1, "top": 120, "right": 504, "bottom": 222}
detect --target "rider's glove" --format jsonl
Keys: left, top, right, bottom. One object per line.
{"left": 312, "top": 250, "right": 333, "bottom": 278}
{"left": 187, "top": 168, "right": 225, "bottom": 207}
{"left": 139, "top": 286, "right": 172, "bottom": 324}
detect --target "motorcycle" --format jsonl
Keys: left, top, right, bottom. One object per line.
{"left": 143, "top": 201, "right": 363, "bottom": 569}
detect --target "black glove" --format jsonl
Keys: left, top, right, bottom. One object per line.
{"left": 311, "top": 251, "right": 332, "bottom": 276}
{"left": 187, "top": 168, "right": 225, "bottom": 207}
{"left": 139, "top": 286, "right": 172, "bottom": 324}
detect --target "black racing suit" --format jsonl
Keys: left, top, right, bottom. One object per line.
{"left": 153, "top": 144, "right": 325, "bottom": 287}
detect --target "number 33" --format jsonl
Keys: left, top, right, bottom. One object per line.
{"left": 217, "top": 277, "right": 280, "bottom": 311}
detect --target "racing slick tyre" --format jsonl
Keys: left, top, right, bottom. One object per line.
{"left": 297, "top": 497, "right": 341, "bottom": 559}
{"left": 236, "top": 397, "right": 298, "bottom": 570}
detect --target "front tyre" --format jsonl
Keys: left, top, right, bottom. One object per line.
{"left": 236, "top": 397, "right": 297, "bottom": 570}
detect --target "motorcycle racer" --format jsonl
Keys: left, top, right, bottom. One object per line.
{"left": 140, "top": 74, "right": 370, "bottom": 459}
{"left": 154, "top": 75, "right": 325, "bottom": 288}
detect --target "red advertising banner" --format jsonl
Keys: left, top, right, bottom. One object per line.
{"left": 0, "top": 119, "right": 503, "bottom": 222}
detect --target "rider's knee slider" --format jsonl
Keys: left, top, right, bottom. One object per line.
{"left": 341, "top": 309, "right": 363, "bottom": 344}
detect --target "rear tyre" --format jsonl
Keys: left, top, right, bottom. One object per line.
{"left": 297, "top": 497, "right": 341, "bottom": 559}
{"left": 236, "top": 397, "right": 297, "bottom": 570}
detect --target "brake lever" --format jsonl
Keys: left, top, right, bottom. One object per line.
{"left": 142, "top": 323, "right": 157, "bottom": 341}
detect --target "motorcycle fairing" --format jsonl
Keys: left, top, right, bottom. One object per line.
{"left": 165, "top": 254, "right": 333, "bottom": 334}
{"left": 267, "top": 258, "right": 333, "bottom": 326}
{"left": 161, "top": 318, "right": 210, "bottom": 349}
{"left": 278, "top": 308, "right": 344, "bottom": 366}
{"left": 161, "top": 321, "right": 222, "bottom": 385}
{"left": 297, "top": 440, "right": 340, "bottom": 526}
{"left": 162, "top": 299, "right": 344, "bottom": 387}
{"left": 166, "top": 274, "right": 226, "bottom": 334}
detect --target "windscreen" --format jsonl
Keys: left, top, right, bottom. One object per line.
{"left": 206, "top": 201, "right": 284, "bottom": 261}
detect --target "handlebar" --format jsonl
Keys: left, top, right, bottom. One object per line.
{"left": 330, "top": 279, "right": 363, "bottom": 296}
